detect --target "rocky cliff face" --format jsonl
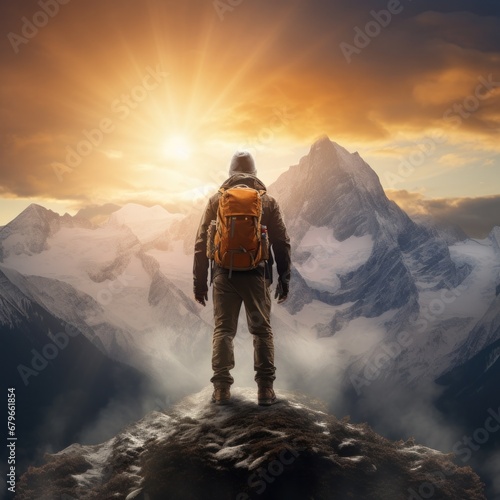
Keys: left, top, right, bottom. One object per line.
{"left": 0, "top": 266, "right": 153, "bottom": 482}
{"left": 0, "top": 204, "right": 91, "bottom": 260}
{"left": 16, "top": 387, "right": 485, "bottom": 500}
{"left": 3, "top": 137, "right": 498, "bottom": 498}
{"left": 269, "top": 136, "right": 470, "bottom": 332}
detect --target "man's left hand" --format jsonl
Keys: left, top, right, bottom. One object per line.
{"left": 274, "top": 279, "right": 288, "bottom": 304}
{"left": 195, "top": 292, "right": 208, "bottom": 307}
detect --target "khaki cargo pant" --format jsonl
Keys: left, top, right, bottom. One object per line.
{"left": 210, "top": 271, "right": 276, "bottom": 387}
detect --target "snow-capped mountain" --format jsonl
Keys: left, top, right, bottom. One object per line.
{"left": 410, "top": 213, "right": 468, "bottom": 245}
{"left": 270, "top": 136, "right": 470, "bottom": 333}
{"left": 2, "top": 137, "right": 500, "bottom": 496}
{"left": 1, "top": 140, "right": 497, "bottom": 398}
{"left": 0, "top": 204, "right": 91, "bottom": 260}
{"left": 434, "top": 296, "right": 500, "bottom": 499}
{"left": 453, "top": 286, "right": 500, "bottom": 365}
{"left": 0, "top": 203, "right": 213, "bottom": 377}
{"left": 107, "top": 203, "right": 183, "bottom": 245}
{"left": 16, "top": 387, "right": 485, "bottom": 500}
{"left": 435, "top": 238, "right": 500, "bottom": 428}
{"left": 0, "top": 265, "right": 153, "bottom": 480}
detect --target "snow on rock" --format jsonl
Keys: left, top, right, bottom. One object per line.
{"left": 269, "top": 136, "right": 469, "bottom": 330}
{"left": 294, "top": 228, "right": 373, "bottom": 292}
{"left": 17, "top": 387, "right": 485, "bottom": 500}
{"left": 489, "top": 226, "right": 500, "bottom": 258}
{"left": 3, "top": 223, "right": 140, "bottom": 287}
{"left": 107, "top": 203, "right": 183, "bottom": 245}
{"left": 0, "top": 203, "right": 90, "bottom": 260}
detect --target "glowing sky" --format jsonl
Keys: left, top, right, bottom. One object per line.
{"left": 1, "top": 0, "right": 500, "bottom": 233}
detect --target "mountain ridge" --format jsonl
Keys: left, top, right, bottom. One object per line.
{"left": 16, "top": 387, "right": 486, "bottom": 500}
{"left": 2, "top": 136, "right": 499, "bottom": 496}
{"left": 270, "top": 136, "right": 470, "bottom": 332}
{"left": 0, "top": 203, "right": 91, "bottom": 261}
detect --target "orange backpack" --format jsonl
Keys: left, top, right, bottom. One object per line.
{"left": 207, "top": 185, "right": 269, "bottom": 277}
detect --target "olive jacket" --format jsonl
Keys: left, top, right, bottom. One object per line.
{"left": 193, "top": 173, "right": 291, "bottom": 295}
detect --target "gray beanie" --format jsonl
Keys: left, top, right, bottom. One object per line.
{"left": 229, "top": 151, "right": 257, "bottom": 176}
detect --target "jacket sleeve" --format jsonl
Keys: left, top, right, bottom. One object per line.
{"left": 267, "top": 197, "right": 291, "bottom": 286}
{"left": 193, "top": 197, "right": 217, "bottom": 294}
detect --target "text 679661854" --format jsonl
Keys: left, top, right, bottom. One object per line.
{"left": 7, "top": 388, "right": 16, "bottom": 494}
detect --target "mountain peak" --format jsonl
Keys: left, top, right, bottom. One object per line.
{"left": 25, "top": 202, "right": 47, "bottom": 210}
{"left": 311, "top": 133, "right": 332, "bottom": 145}
{"left": 17, "top": 203, "right": 55, "bottom": 219}
{"left": 269, "top": 137, "right": 390, "bottom": 240}
{"left": 309, "top": 135, "right": 352, "bottom": 158}
{"left": 17, "top": 387, "right": 485, "bottom": 500}
{"left": 312, "top": 134, "right": 363, "bottom": 153}
{"left": 0, "top": 204, "right": 90, "bottom": 259}
{"left": 0, "top": 204, "right": 61, "bottom": 256}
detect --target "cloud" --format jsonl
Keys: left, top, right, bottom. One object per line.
{"left": 387, "top": 190, "right": 500, "bottom": 237}
{"left": 0, "top": 0, "right": 499, "bottom": 209}
{"left": 437, "top": 153, "right": 472, "bottom": 168}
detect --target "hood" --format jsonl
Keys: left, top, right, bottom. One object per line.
{"left": 220, "top": 173, "right": 267, "bottom": 191}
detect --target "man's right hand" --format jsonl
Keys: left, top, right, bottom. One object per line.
{"left": 194, "top": 292, "right": 208, "bottom": 307}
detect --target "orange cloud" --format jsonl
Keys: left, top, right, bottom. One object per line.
{"left": 0, "top": 1, "right": 499, "bottom": 212}
{"left": 387, "top": 190, "right": 500, "bottom": 237}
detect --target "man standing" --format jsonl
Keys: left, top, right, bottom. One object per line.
{"left": 193, "top": 152, "right": 291, "bottom": 406}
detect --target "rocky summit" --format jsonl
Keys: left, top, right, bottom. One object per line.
{"left": 17, "top": 387, "right": 485, "bottom": 500}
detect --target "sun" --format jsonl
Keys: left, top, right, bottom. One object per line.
{"left": 162, "top": 134, "right": 193, "bottom": 161}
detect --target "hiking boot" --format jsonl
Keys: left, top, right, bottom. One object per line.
{"left": 211, "top": 385, "right": 231, "bottom": 405}
{"left": 258, "top": 386, "right": 277, "bottom": 406}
